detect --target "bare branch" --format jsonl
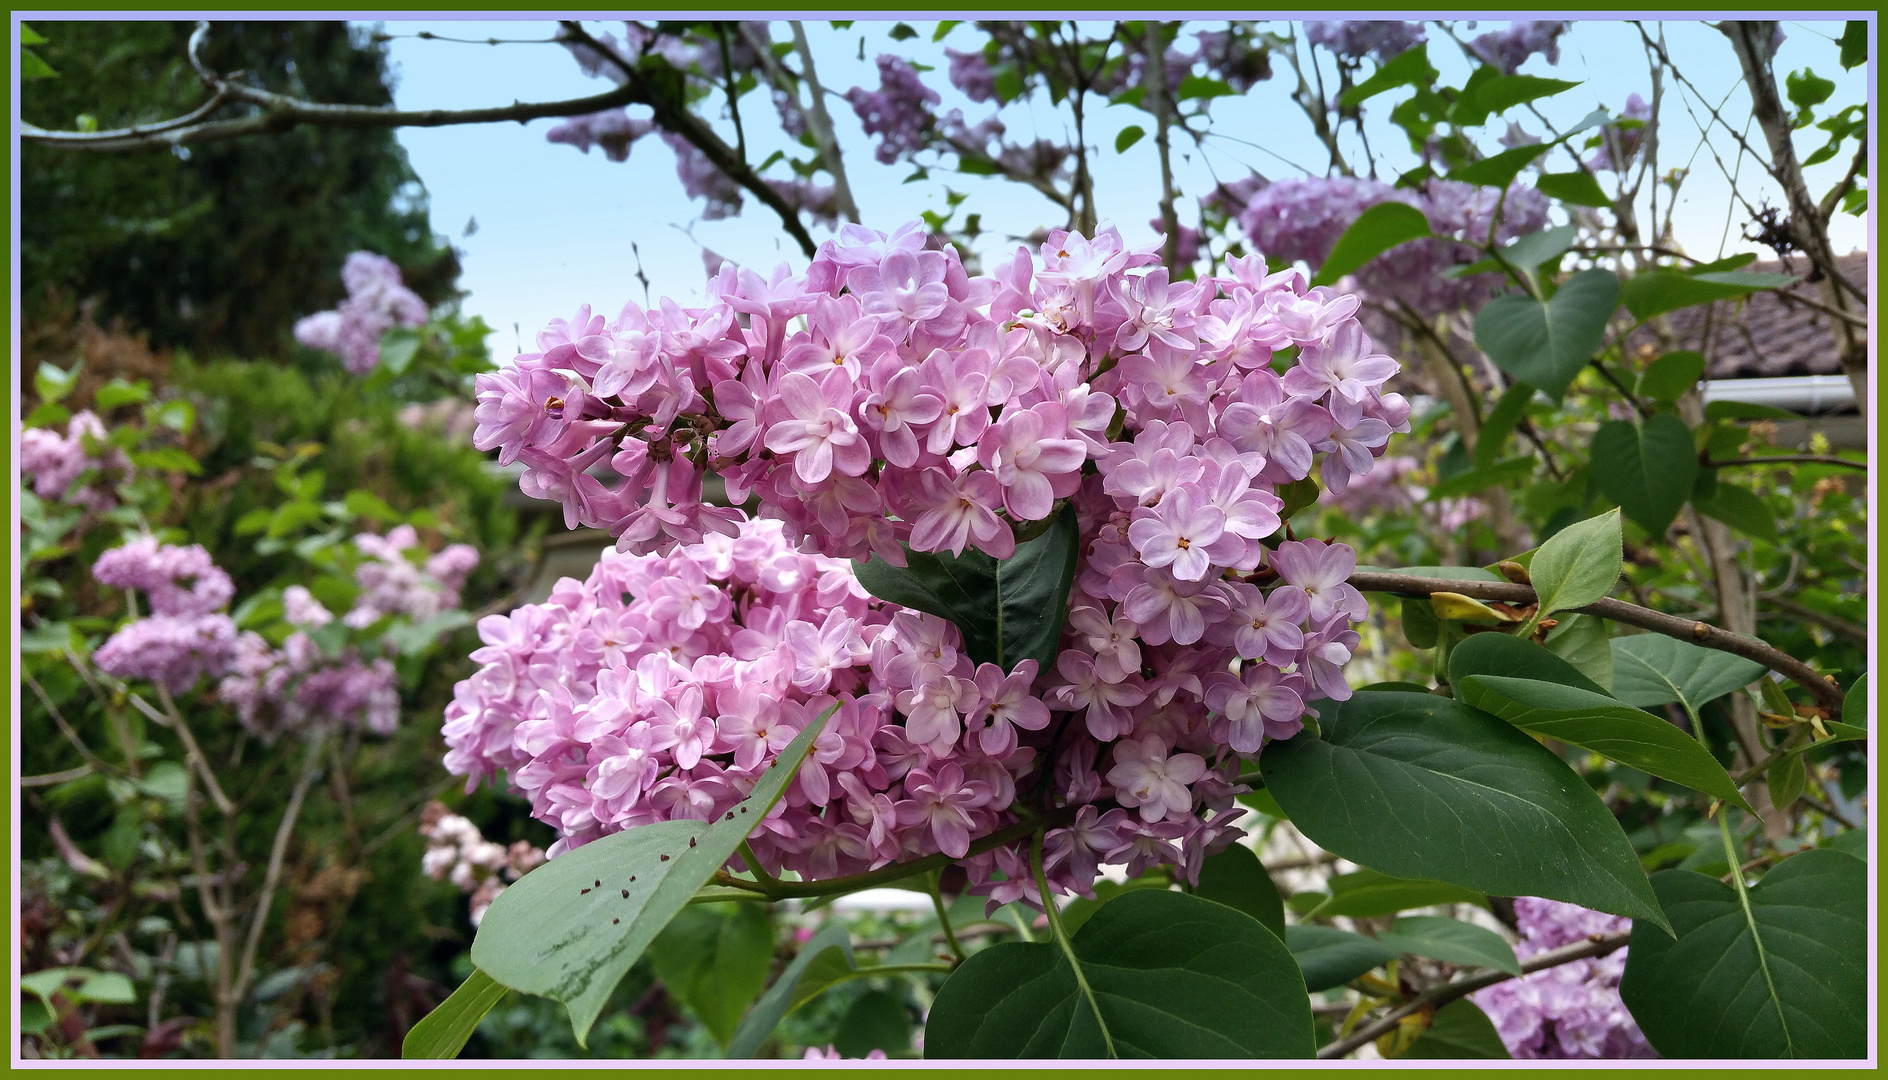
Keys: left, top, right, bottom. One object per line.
{"left": 1708, "top": 454, "right": 1866, "bottom": 471}
{"left": 233, "top": 731, "right": 328, "bottom": 1006}
{"left": 1346, "top": 571, "right": 1847, "bottom": 712}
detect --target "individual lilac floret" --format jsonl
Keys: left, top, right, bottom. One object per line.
{"left": 293, "top": 252, "right": 430, "bottom": 374}
{"left": 1472, "top": 898, "right": 1655, "bottom": 1059}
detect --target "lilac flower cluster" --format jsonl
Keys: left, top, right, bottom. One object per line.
{"left": 92, "top": 539, "right": 239, "bottom": 694}
{"left": 219, "top": 528, "right": 478, "bottom": 739}
{"left": 21, "top": 411, "right": 132, "bottom": 513}
{"left": 1236, "top": 176, "right": 1550, "bottom": 327}
{"left": 453, "top": 219, "right": 1404, "bottom": 900}
{"left": 1587, "top": 93, "right": 1652, "bottom": 173}
{"left": 1472, "top": 898, "right": 1654, "bottom": 1059}
{"left": 1468, "top": 21, "right": 1570, "bottom": 75}
{"left": 293, "top": 252, "right": 430, "bottom": 374}
{"left": 418, "top": 801, "right": 547, "bottom": 927}
{"left": 846, "top": 56, "right": 942, "bottom": 165}
{"left": 1303, "top": 21, "right": 1427, "bottom": 63}
{"left": 546, "top": 109, "right": 656, "bottom": 163}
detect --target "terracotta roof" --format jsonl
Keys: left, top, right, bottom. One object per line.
{"left": 1644, "top": 252, "right": 1868, "bottom": 379}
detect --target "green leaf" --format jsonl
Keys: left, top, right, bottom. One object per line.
{"left": 1457, "top": 675, "right": 1751, "bottom": 809}
{"left": 1374, "top": 916, "right": 1520, "bottom": 976}
{"left": 1177, "top": 74, "right": 1235, "bottom": 101}
{"left": 1338, "top": 43, "right": 1435, "bottom": 107}
{"left": 1114, "top": 125, "right": 1145, "bottom": 153}
{"left": 379, "top": 329, "right": 422, "bottom": 375}
{"left": 1766, "top": 752, "right": 1807, "bottom": 809}
{"left": 1275, "top": 475, "right": 1320, "bottom": 520}
{"left": 1694, "top": 482, "right": 1778, "bottom": 543}
{"left": 35, "top": 362, "right": 79, "bottom": 403}
{"left": 344, "top": 489, "right": 401, "bottom": 523}
{"left": 923, "top": 889, "right": 1313, "bottom": 1058}
{"left": 1262, "top": 692, "right": 1667, "bottom": 929}
{"left": 1543, "top": 613, "right": 1614, "bottom": 692}
{"left": 1474, "top": 269, "right": 1620, "bottom": 402}
{"left": 95, "top": 378, "right": 151, "bottom": 409}
{"left": 385, "top": 610, "right": 476, "bottom": 657}
{"left": 402, "top": 969, "right": 510, "bottom": 1059}
{"left": 1311, "top": 202, "right": 1431, "bottom": 288}
{"left": 1839, "top": 21, "right": 1867, "bottom": 69}
{"left": 851, "top": 505, "right": 1079, "bottom": 672}
{"left": 932, "top": 20, "right": 960, "bottom": 42}
{"left": 1620, "top": 270, "right": 1797, "bottom": 321}
{"left": 888, "top": 21, "right": 918, "bottom": 40}
{"left": 727, "top": 920, "right": 855, "bottom": 1056}
{"left": 835, "top": 989, "right": 913, "bottom": 1057}
{"left": 469, "top": 708, "right": 831, "bottom": 1046}
{"left": 1842, "top": 673, "right": 1866, "bottom": 728}
{"left": 649, "top": 903, "right": 774, "bottom": 1049}
{"left": 1528, "top": 508, "right": 1622, "bottom": 617}
{"left": 1400, "top": 598, "right": 1439, "bottom": 649}
{"left": 1402, "top": 999, "right": 1511, "bottom": 1058}
{"left": 1637, "top": 350, "right": 1706, "bottom": 403}
{"left": 147, "top": 398, "right": 197, "bottom": 434}
{"left": 19, "top": 998, "right": 53, "bottom": 1037}
{"left": 1448, "top": 632, "right": 1610, "bottom": 697}
{"left": 1193, "top": 843, "right": 1284, "bottom": 941}
{"left": 20, "top": 23, "right": 47, "bottom": 44}
{"left": 1446, "top": 224, "right": 1579, "bottom": 283}
{"left": 1473, "top": 384, "right": 1536, "bottom": 469}
{"left": 25, "top": 402, "right": 70, "bottom": 429}
{"left": 1283, "top": 926, "right": 1397, "bottom": 992}
{"left": 21, "top": 48, "right": 57, "bottom": 79}
{"left": 72, "top": 970, "right": 136, "bottom": 1004}
{"left": 1705, "top": 399, "right": 1800, "bottom": 422}
{"left": 1609, "top": 635, "right": 1766, "bottom": 715}
{"left": 1427, "top": 456, "right": 1536, "bottom": 500}
{"left": 1461, "top": 74, "right": 1580, "bottom": 122}
{"left": 1620, "top": 851, "right": 1865, "bottom": 1058}
{"left": 1298, "top": 869, "right": 1486, "bottom": 920}
{"left": 1449, "top": 144, "right": 1550, "bottom": 190}
{"left": 1536, "top": 170, "right": 1611, "bottom": 208}
{"left": 1590, "top": 415, "right": 1697, "bottom": 537}
{"left": 1825, "top": 827, "right": 1865, "bottom": 860}
{"left": 1784, "top": 67, "right": 1835, "bottom": 109}
{"left": 129, "top": 447, "right": 203, "bottom": 476}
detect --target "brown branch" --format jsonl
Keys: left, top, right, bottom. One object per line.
{"left": 1347, "top": 571, "right": 1845, "bottom": 712}
{"left": 1759, "top": 593, "right": 1866, "bottom": 644}
{"left": 1318, "top": 931, "right": 1632, "bottom": 1059}
{"left": 1706, "top": 455, "right": 1865, "bottom": 472}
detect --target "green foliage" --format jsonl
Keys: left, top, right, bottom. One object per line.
{"left": 648, "top": 904, "right": 775, "bottom": 1048}
{"left": 1401, "top": 1000, "right": 1510, "bottom": 1058}
{"left": 1608, "top": 636, "right": 1767, "bottom": 717}
{"left": 404, "top": 969, "right": 510, "bottom": 1060}
{"left": 1473, "top": 268, "right": 1620, "bottom": 402}
{"left": 1527, "top": 508, "right": 1622, "bottom": 618}
{"left": 1192, "top": 843, "right": 1285, "bottom": 940}
{"left": 924, "top": 890, "right": 1313, "bottom": 1058}
{"left": 1621, "top": 850, "right": 1865, "bottom": 1058}
{"left": 1283, "top": 926, "right": 1396, "bottom": 993}
{"left": 1590, "top": 414, "right": 1696, "bottom": 536}
{"left": 1312, "top": 202, "right": 1430, "bottom": 287}
{"left": 1373, "top": 916, "right": 1520, "bottom": 976}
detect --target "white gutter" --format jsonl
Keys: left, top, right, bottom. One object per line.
{"left": 1701, "top": 375, "right": 1855, "bottom": 414}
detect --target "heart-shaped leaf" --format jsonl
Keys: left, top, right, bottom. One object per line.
{"left": 1620, "top": 850, "right": 1865, "bottom": 1058}
{"left": 648, "top": 903, "right": 775, "bottom": 1049}
{"left": 851, "top": 505, "right": 1079, "bottom": 672}
{"left": 1284, "top": 926, "right": 1398, "bottom": 992}
{"left": 1457, "top": 675, "right": 1751, "bottom": 810}
{"left": 1619, "top": 270, "right": 1797, "bottom": 321}
{"left": 1609, "top": 635, "right": 1766, "bottom": 717}
{"left": 466, "top": 709, "right": 830, "bottom": 1047}
{"left": 1474, "top": 269, "right": 1620, "bottom": 402}
{"left": 924, "top": 889, "right": 1313, "bottom": 1058}
{"left": 1637, "top": 350, "right": 1706, "bottom": 402}
{"left": 1262, "top": 692, "right": 1667, "bottom": 929}
{"left": 1590, "top": 414, "right": 1697, "bottom": 537}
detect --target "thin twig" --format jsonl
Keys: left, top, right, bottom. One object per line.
{"left": 1346, "top": 571, "right": 1846, "bottom": 712}
{"left": 233, "top": 731, "right": 329, "bottom": 1009}
{"left": 1708, "top": 455, "right": 1866, "bottom": 472}
{"left": 1317, "top": 931, "right": 1632, "bottom": 1058}
{"left": 1758, "top": 593, "right": 1866, "bottom": 644}
{"left": 22, "top": 765, "right": 95, "bottom": 788}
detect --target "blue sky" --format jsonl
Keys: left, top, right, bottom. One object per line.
{"left": 373, "top": 19, "right": 1869, "bottom": 351}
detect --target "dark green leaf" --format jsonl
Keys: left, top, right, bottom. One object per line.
{"left": 1784, "top": 68, "right": 1835, "bottom": 108}
{"left": 1311, "top": 202, "right": 1431, "bottom": 288}
{"left": 1403, "top": 999, "right": 1511, "bottom": 1058}
{"left": 21, "top": 48, "right": 57, "bottom": 79}
{"left": 1473, "top": 384, "right": 1536, "bottom": 469}
{"left": 1543, "top": 613, "right": 1615, "bottom": 692}
{"left": 1446, "top": 224, "right": 1579, "bottom": 283}
{"left": 1590, "top": 415, "right": 1697, "bottom": 536}
{"left": 129, "top": 447, "right": 203, "bottom": 476}
{"left": 1620, "top": 851, "right": 1865, "bottom": 1058}
{"left": 1177, "top": 74, "right": 1235, "bottom": 101}
{"left": 1704, "top": 399, "right": 1801, "bottom": 423}
{"left": 1449, "top": 144, "right": 1550, "bottom": 189}
{"left": 1637, "top": 350, "right": 1706, "bottom": 402}
{"left": 851, "top": 506, "right": 1079, "bottom": 672}
{"left": 835, "top": 989, "right": 913, "bottom": 1057}
{"left": 1474, "top": 269, "right": 1620, "bottom": 402}
{"left": 649, "top": 903, "right": 774, "bottom": 1048}
{"left": 1457, "top": 675, "right": 1751, "bottom": 808}
{"left": 1694, "top": 482, "right": 1778, "bottom": 543}
{"left": 727, "top": 919, "right": 854, "bottom": 1057}
{"left": 1276, "top": 475, "right": 1321, "bottom": 521}
{"left": 1766, "top": 752, "right": 1807, "bottom": 809}
{"left": 1375, "top": 916, "right": 1520, "bottom": 976}
{"left": 1620, "top": 270, "right": 1797, "bottom": 321}
{"left": 1842, "top": 673, "right": 1865, "bottom": 728}
{"left": 1536, "top": 170, "right": 1611, "bottom": 208}
{"left": 1359, "top": 564, "right": 1504, "bottom": 587}
{"left": 1262, "top": 692, "right": 1666, "bottom": 928}
{"left": 1338, "top": 44, "right": 1436, "bottom": 107}
{"left": 1448, "top": 632, "right": 1610, "bottom": 697}
{"left": 402, "top": 968, "right": 509, "bottom": 1058}
{"left": 1194, "top": 843, "right": 1284, "bottom": 941}
{"left": 888, "top": 22, "right": 918, "bottom": 40}
{"left": 1298, "top": 868, "right": 1486, "bottom": 920}
{"left": 1427, "top": 456, "right": 1536, "bottom": 500}
{"left": 1528, "top": 508, "right": 1622, "bottom": 617}
{"left": 469, "top": 710, "right": 829, "bottom": 1045}
{"left": 1284, "top": 926, "right": 1397, "bottom": 992}
{"left": 924, "top": 889, "right": 1313, "bottom": 1058}
{"left": 1839, "top": 21, "right": 1867, "bottom": 69}
{"left": 1463, "top": 74, "right": 1580, "bottom": 121}
{"left": 1825, "top": 827, "right": 1865, "bottom": 860}
{"left": 1114, "top": 125, "right": 1145, "bottom": 153}
{"left": 1400, "top": 598, "right": 1438, "bottom": 649}
{"left": 386, "top": 610, "right": 476, "bottom": 656}
{"left": 932, "top": 20, "right": 960, "bottom": 42}
{"left": 1609, "top": 635, "right": 1766, "bottom": 715}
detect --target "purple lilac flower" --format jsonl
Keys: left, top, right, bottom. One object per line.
{"left": 1473, "top": 898, "right": 1655, "bottom": 1059}
{"left": 846, "top": 56, "right": 941, "bottom": 165}
{"left": 1469, "top": 20, "right": 1570, "bottom": 74}
{"left": 293, "top": 252, "right": 430, "bottom": 374}
{"left": 1304, "top": 21, "right": 1427, "bottom": 63}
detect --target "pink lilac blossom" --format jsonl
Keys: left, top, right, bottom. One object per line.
{"left": 1472, "top": 898, "right": 1655, "bottom": 1059}
{"left": 293, "top": 252, "right": 430, "bottom": 374}
{"left": 20, "top": 411, "right": 131, "bottom": 512}
{"left": 91, "top": 539, "right": 239, "bottom": 693}
{"left": 1303, "top": 21, "right": 1427, "bottom": 63}
{"left": 418, "top": 801, "right": 547, "bottom": 928}
{"left": 450, "top": 219, "right": 1404, "bottom": 906}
